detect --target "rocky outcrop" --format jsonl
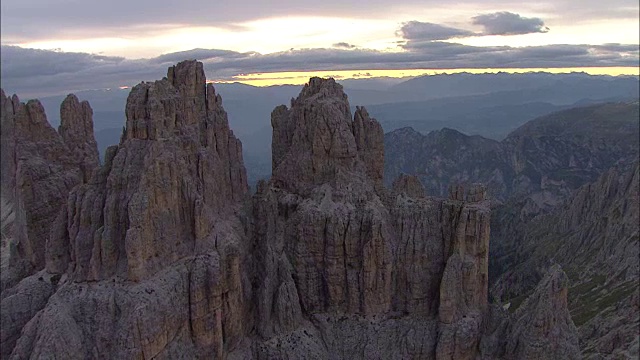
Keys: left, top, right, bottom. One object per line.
{"left": 491, "top": 164, "right": 639, "bottom": 358}
{"left": 504, "top": 265, "right": 580, "bottom": 359}
{"left": 392, "top": 174, "right": 425, "bottom": 198}
{"left": 0, "top": 90, "right": 99, "bottom": 289}
{"left": 55, "top": 60, "right": 248, "bottom": 282}
{"left": 0, "top": 67, "right": 579, "bottom": 359}
{"left": 3, "top": 60, "right": 250, "bottom": 359}
{"left": 58, "top": 94, "right": 99, "bottom": 182}
{"left": 255, "top": 77, "right": 508, "bottom": 359}
{"left": 0, "top": 90, "right": 99, "bottom": 358}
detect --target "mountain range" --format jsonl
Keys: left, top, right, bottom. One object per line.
{"left": 33, "top": 72, "right": 639, "bottom": 189}
{"left": 383, "top": 101, "right": 640, "bottom": 358}
{"left": 0, "top": 61, "right": 589, "bottom": 359}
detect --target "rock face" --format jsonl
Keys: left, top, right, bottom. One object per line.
{"left": 0, "top": 90, "right": 99, "bottom": 289}
{"left": 0, "top": 65, "right": 579, "bottom": 359}
{"left": 0, "top": 90, "right": 99, "bottom": 358}
{"left": 55, "top": 60, "right": 248, "bottom": 282}
{"left": 491, "top": 164, "right": 640, "bottom": 359}
{"left": 384, "top": 103, "right": 639, "bottom": 358}
{"left": 505, "top": 265, "right": 580, "bottom": 359}
{"left": 252, "top": 77, "right": 494, "bottom": 358}
{"left": 58, "top": 94, "right": 100, "bottom": 182}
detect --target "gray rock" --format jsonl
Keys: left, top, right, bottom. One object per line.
{"left": 0, "top": 90, "right": 98, "bottom": 290}
{"left": 0, "top": 65, "right": 580, "bottom": 360}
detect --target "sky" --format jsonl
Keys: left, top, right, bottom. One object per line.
{"left": 1, "top": 0, "right": 638, "bottom": 97}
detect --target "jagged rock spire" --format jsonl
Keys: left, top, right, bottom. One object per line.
{"left": 505, "top": 265, "right": 580, "bottom": 359}
{"left": 392, "top": 173, "right": 426, "bottom": 198}
{"left": 55, "top": 60, "right": 248, "bottom": 282}
{"left": 59, "top": 94, "right": 99, "bottom": 182}
{"left": 0, "top": 90, "right": 98, "bottom": 278}
{"left": 270, "top": 77, "right": 383, "bottom": 194}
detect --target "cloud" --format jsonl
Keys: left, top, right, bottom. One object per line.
{"left": 593, "top": 43, "right": 640, "bottom": 52}
{"left": 398, "top": 21, "right": 475, "bottom": 41}
{"left": 472, "top": 11, "right": 549, "bottom": 35}
{"left": 0, "top": 45, "right": 125, "bottom": 79}
{"left": 333, "top": 42, "right": 357, "bottom": 49}
{"left": 151, "top": 48, "right": 253, "bottom": 64}
{"left": 1, "top": 43, "right": 637, "bottom": 98}
{"left": 2, "top": 0, "right": 636, "bottom": 42}
{"left": 396, "top": 12, "right": 553, "bottom": 52}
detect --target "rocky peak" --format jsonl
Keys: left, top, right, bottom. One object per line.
{"left": 52, "top": 60, "right": 247, "bottom": 282}
{"left": 270, "top": 77, "right": 383, "bottom": 194}
{"left": 124, "top": 60, "right": 208, "bottom": 141}
{"left": 254, "top": 78, "right": 497, "bottom": 358}
{"left": 167, "top": 60, "right": 206, "bottom": 104}
{"left": 0, "top": 90, "right": 97, "bottom": 287}
{"left": 353, "top": 106, "right": 384, "bottom": 184}
{"left": 505, "top": 265, "right": 580, "bottom": 359}
{"left": 59, "top": 94, "right": 99, "bottom": 182}
{"left": 294, "top": 77, "right": 349, "bottom": 111}
{"left": 392, "top": 173, "right": 425, "bottom": 198}
{"left": 124, "top": 79, "right": 180, "bottom": 140}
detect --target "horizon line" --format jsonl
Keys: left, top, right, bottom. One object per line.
{"left": 210, "top": 66, "right": 640, "bottom": 87}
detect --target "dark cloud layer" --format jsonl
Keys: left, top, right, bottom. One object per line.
{"left": 151, "top": 48, "right": 255, "bottom": 64}
{"left": 1, "top": 40, "right": 637, "bottom": 98}
{"left": 333, "top": 42, "right": 357, "bottom": 49}
{"left": 398, "top": 21, "right": 475, "bottom": 41}
{"left": 472, "top": 12, "right": 549, "bottom": 35}
{"left": 397, "top": 12, "right": 553, "bottom": 50}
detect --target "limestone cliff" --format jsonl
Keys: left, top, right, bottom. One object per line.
{"left": 384, "top": 103, "right": 639, "bottom": 358}
{"left": 0, "top": 90, "right": 100, "bottom": 359}
{"left": 0, "top": 64, "right": 578, "bottom": 359}
{"left": 491, "top": 164, "right": 639, "bottom": 359}
{"left": 55, "top": 60, "right": 248, "bottom": 282}
{"left": 58, "top": 94, "right": 100, "bottom": 182}
{"left": 3, "top": 61, "right": 250, "bottom": 359}
{"left": 0, "top": 90, "right": 99, "bottom": 289}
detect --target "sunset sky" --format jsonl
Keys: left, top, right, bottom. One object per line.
{"left": 1, "top": 0, "right": 638, "bottom": 96}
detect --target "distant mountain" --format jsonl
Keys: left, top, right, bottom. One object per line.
{"left": 369, "top": 77, "right": 639, "bottom": 140}
{"left": 35, "top": 73, "right": 639, "bottom": 193}
{"left": 387, "top": 72, "right": 639, "bottom": 103}
{"left": 385, "top": 126, "right": 507, "bottom": 196}
{"left": 384, "top": 102, "right": 640, "bottom": 205}
{"left": 372, "top": 101, "right": 569, "bottom": 140}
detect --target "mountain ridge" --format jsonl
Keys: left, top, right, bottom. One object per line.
{"left": 0, "top": 60, "right": 580, "bottom": 359}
